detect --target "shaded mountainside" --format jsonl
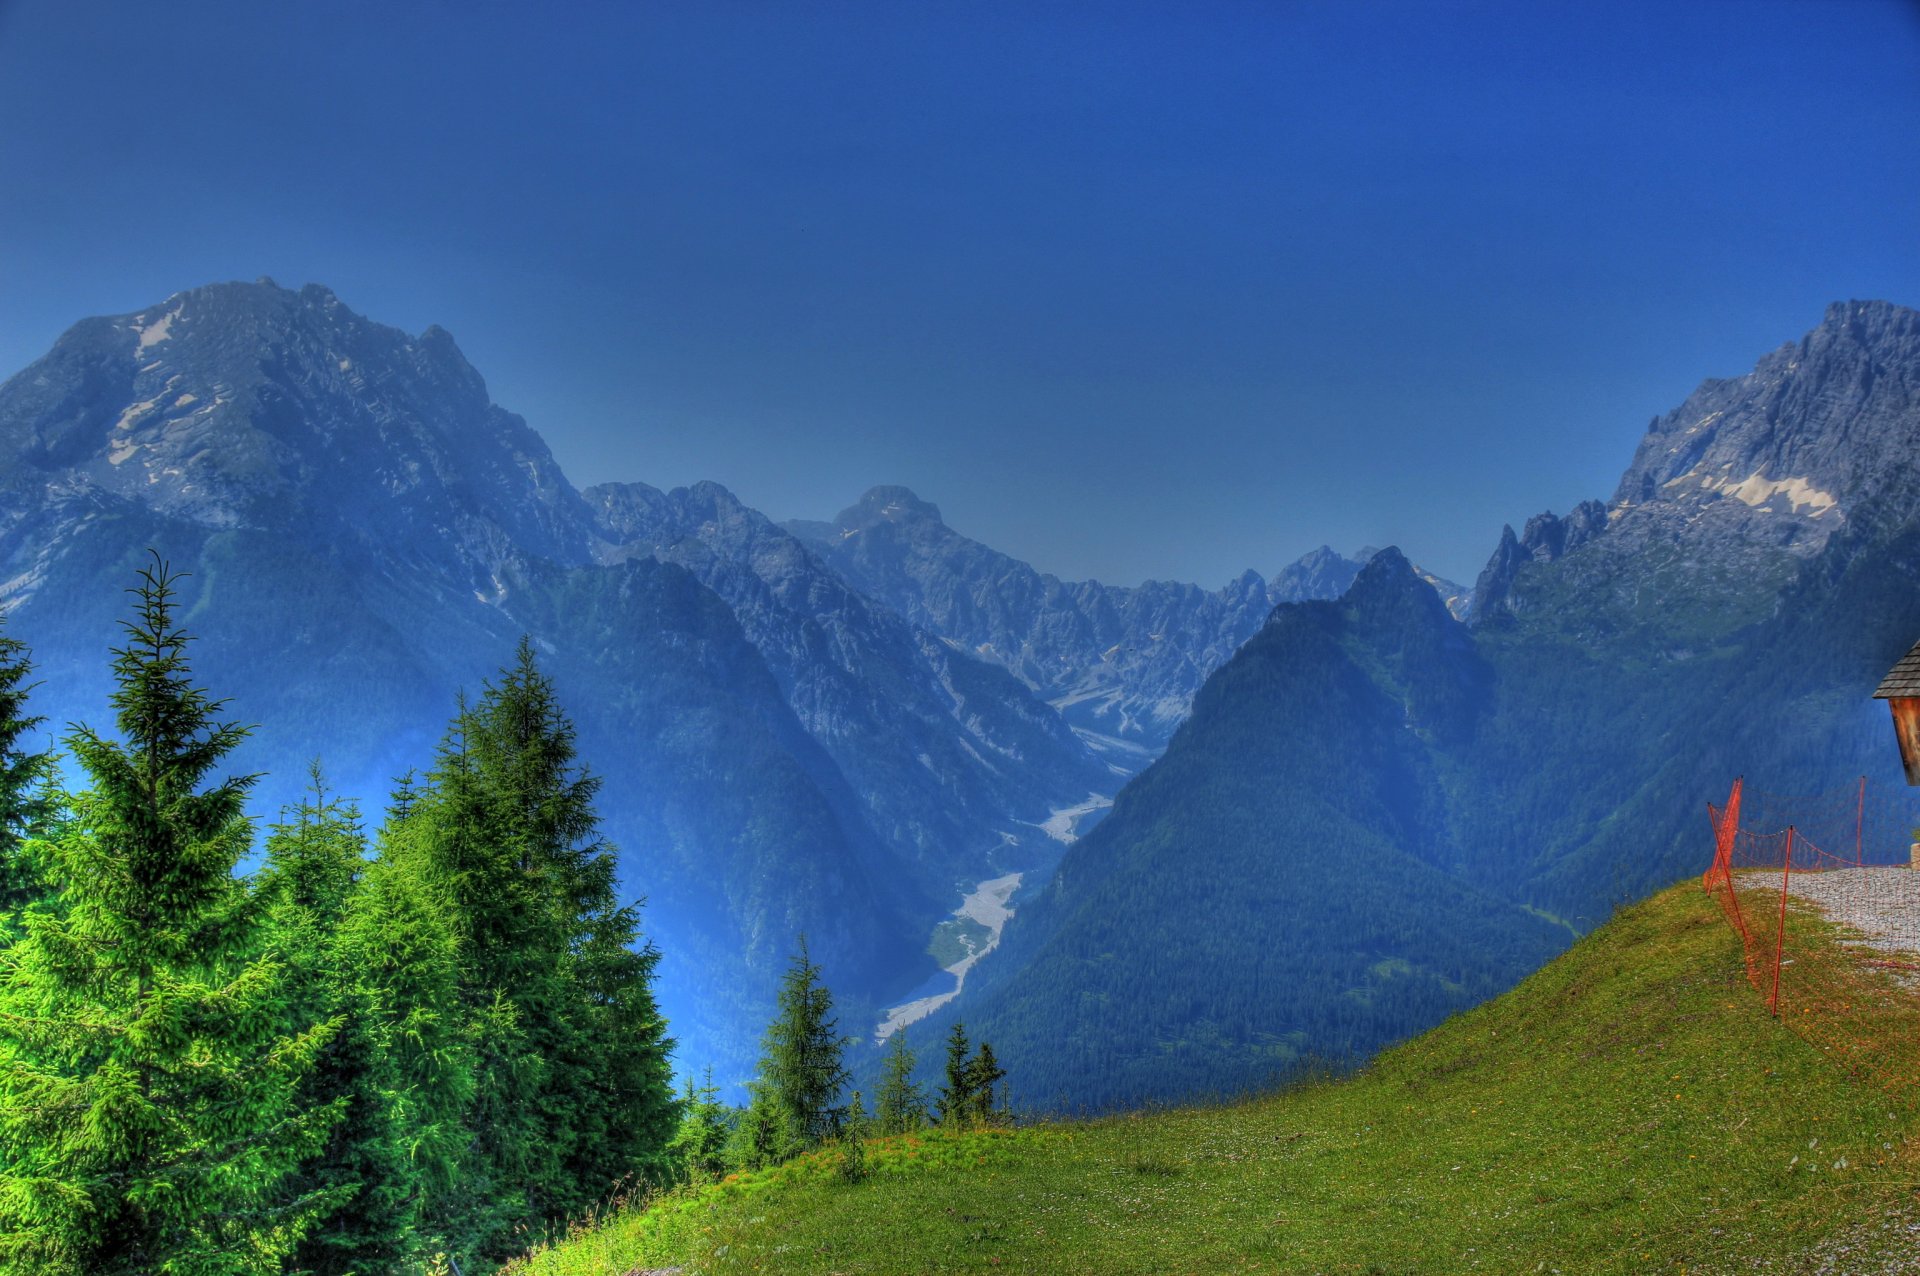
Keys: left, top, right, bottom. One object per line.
{"left": 943, "top": 551, "right": 1567, "bottom": 1108}
{"left": 585, "top": 478, "right": 1112, "bottom": 898}
{"left": 932, "top": 299, "right": 1920, "bottom": 1109}
{"left": 787, "top": 488, "right": 1464, "bottom": 765}
{"left": 0, "top": 280, "right": 1099, "bottom": 1083}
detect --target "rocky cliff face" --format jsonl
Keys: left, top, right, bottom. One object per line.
{"left": 787, "top": 491, "right": 1461, "bottom": 761}
{"left": 1469, "top": 301, "right": 1920, "bottom": 631}
{"left": 1610, "top": 300, "right": 1918, "bottom": 551}
{"left": 0, "top": 280, "right": 596, "bottom": 597}
{"left": 585, "top": 478, "right": 1112, "bottom": 893}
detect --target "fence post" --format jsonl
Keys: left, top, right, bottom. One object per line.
{"left": 1720, "top": 779, "right": 1751, "bottom": 944}
{"left": 1770, "top": 826, "right": 1795, "bottom": 1017}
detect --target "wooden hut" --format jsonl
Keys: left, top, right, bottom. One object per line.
{"left": 1874, "top": 641, "right": 1920, "bottom": 785}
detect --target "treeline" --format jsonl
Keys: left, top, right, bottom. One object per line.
{"left": 668, "top": 937, "right": 1011, "bottom": 1187}
{"left": 0, "top": 560, "right": 676, "bottom": 1275}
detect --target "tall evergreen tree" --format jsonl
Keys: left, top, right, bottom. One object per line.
{"left": 757, "top": 936, "right": 850, "bottom": 1159}
{"left": 393, "top": 694, "right": 544, "bottom": 1260}
{"left": 260, "top": 767, "right": 458, "bottom": 1276}
{"left": 259, "top": 770, "right": 366, "bottom": 1273}
{"left": 874, "top": 1029, "right": 927, "bottom": 1136}
{"left": 937, "top": 1021, "right": 974, "bottom": 1128}
{"left": 0, "top": 558, "right": 336, "bottom": 1275}
{"left": 331, "top": 816, "right": 473, "bottom": 1270}
{"left": 393, "top": 639, "right": 675, "bottom": 1260}
{"left": 0, "top": 609, "right": 50, "bottom": 933}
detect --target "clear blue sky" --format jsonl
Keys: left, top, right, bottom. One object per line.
{"left": 2, "top": 1, "right": 1915, "bottom": 585}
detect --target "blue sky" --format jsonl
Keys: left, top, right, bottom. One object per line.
{"left": 1, "top": 1, "right": 1915, "bottom": 585}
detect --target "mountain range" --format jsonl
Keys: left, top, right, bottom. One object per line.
{"left": 788, "top": 489, "right": 1466, "bottom": 766}
{"left": 0, "top": 278, "right": 1423, "bottom": 1084}
{"left": 6, "top": 281, "right": 1911, "bottom": 1104}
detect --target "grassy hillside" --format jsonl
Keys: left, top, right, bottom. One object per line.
{"left": 509, "top": 884, "right": 1920, "bottom": 1274}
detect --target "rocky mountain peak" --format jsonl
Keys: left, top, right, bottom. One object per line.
{"left": 836, "top": 485, "right": 945, "bottom": 529}
{"left": 0, "top": 280, "right": 596, "bottom": 585}
{"left": 1339, "top": 546, "right": 1471, "bottom": 671}
{"left": 1468, "top": 301, "right": 1920, "bottom": 631}
{"left": 1270, "top": 545, "right": 1364, "bottom": 604}
{"left": 1606, "top": 299, "right": 1919, "bottom": 557}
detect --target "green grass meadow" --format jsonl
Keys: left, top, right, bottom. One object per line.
{"left": 507, "top": 885, "right": 1920, "bottom": 1274}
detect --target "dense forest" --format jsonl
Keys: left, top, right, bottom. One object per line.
{"left": 0, "top": 557, "right": 1015, "bottom": 1275}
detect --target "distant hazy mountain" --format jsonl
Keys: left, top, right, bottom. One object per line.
{"left": 929, "top": 299, "right": 1920, "bottom": 1109}
{"left": 584, "top": 477, "right": 1112, "bottom": 898}
{"left": 0, "top": 280, "right": 1100, "bottom": 1082}
{"left": 787, "top": 490, "right": 1465, "bottom": 764}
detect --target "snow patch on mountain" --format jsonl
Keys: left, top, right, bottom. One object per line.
{"left": 134, "top": 303, "right": 181, "bottom": 349}
{"left": 1682, "top": 470, "right": 1840, "bottom": 517}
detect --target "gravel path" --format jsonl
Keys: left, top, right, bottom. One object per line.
{"left": 1784, "top": 866, "right": 1920, "bottom": 959}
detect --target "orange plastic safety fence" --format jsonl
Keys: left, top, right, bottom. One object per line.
{"left": 1702, "top": 778, "right": 1920, "bottom": 1097}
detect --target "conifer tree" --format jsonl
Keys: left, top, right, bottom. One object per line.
{"left": 0, "top": 557, "right": 336, "bottom": 1275}
{"left": 393, "top": 640, "right": 675, "bottom": 1258}
{"left": 966, "top": 1040, "right": 1007, "bottom": 1126}
{"left": 261, "top": 767, "right": 464, "bottom": 1276}
{"left": 392, "top": 693, "right": 546, "bottom": 1258}
{"left": 0, "top": 610, "right": 50, "bottom": 932}
{"left": 757, "top": 936, "right": 850, "bottom": 1159}
{"left": 665, "top": 1068, "right": 733, "bottom": 1183}
{"left": 874, "top": 1029, "right": 927, "bottom": 1135}
{"left": 837, "top": 1091, "right": 868, "bottom": 1183}
{"left": 332, "top": 820, "right": 473, "bottom": 1269}
{"left": 259, "top": 770, "right": 367, "bottom": 1276}
{"left": 725, "top": 1080, "right": 785, "bottom": 1173}
{"left": 938, "top": 1021, "right": 974, "bottom": 1128}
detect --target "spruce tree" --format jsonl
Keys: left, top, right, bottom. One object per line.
{"left": 392, "top": 689, "right": 551, "bottom": 1257}
{"left": 470, "top": 638, "right": 676, "bottom": 1218}
{"left": 937, "top": 1021, "right": 974, "bottom": 1128}
{"left": 261, "top": 767, "right": 461, "bottom": 1276}
{"left": 0, "top": 609, "right": 50, "bottom": 933}
{"left": 757, "top": 936, "right": 850, "bottom": 1159}
{"left": 259, "top": 770, "right": 366, "bottom": 1275}
{"left": 394, "top": 639, "right": 675, "bottom": 1258}
{"left": 665, "top": 1069, "right": 732, "bottom": 1183}
{"left": 332, "top": 819, "right": 473, "bottom": 1269}
{"left": 0, "top": 557, "right": 336, "bottom": 1275}
{"left": 966, "top": 1040, "right": 1007, "bottom": 1126}
{"left": 874, "top": 1029, "right": 927, "bottom": 1136}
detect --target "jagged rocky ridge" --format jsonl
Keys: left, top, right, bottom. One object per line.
{"left": 1471, "top": 300, "right": 1919, "bottom": 627}
{"left": 585, "top": 478, "right": 1112, "bottom": 895}
{"left": 788, "top": 490, "right": 1464, "bottom": 762}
